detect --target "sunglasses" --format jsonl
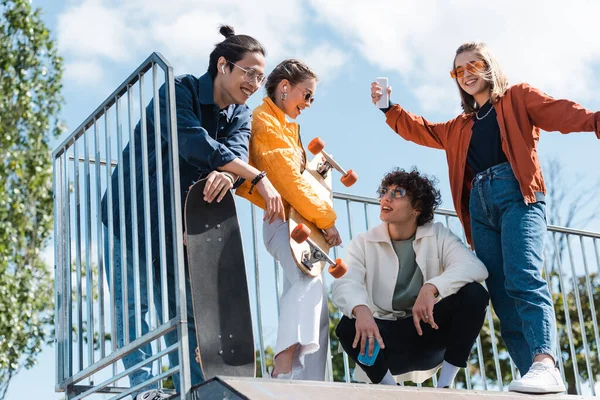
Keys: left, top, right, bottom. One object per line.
{"left": 293, "top": 84, "right": 314, "bottom": 104}
{"left": 449, "top": 60, "right": 486, "bottom": 79}
{"left": 229, "top": 61, "right": 267, "bottom": 86}
{"left": 377, "top": 186, "right": 407, "bottom": 199}
{"left": 302, "top": 90, "right": 315, "bottom": 104}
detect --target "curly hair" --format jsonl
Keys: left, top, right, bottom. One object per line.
{"left": 380, "top": 167, "right": 441, "bottom": 226}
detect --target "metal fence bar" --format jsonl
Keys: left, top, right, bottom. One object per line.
{"left": 54, "top": 154, "right": 65, "bottom": 387}
{"left": 162, "top": 63, "right": 191, "bottom": 396}
{"left": 579, "top": 238, "right": 600, "bottom": 393}
{"left": 115, "top": 95, "right": 131, "bottom": 347}
{"left": 53, "top": 53, "right": 185, "bottom": 398}
{"left": 566, "top": 237, "right": 594, "bottom": 395}
{"left": 64, "top": 151, "right": 74, "bottom": 380}
{"left": 251, "top": 205, "right": 267, "bottom": 377}
{"left": 83, "top": 127, "right": 95, "bottom": 378}
{"left": 74, "top": 139, "right": 84, "bottom": 373}
{"left": 94, "top": 119, "right": 106, "bottom": 361}
{"left": 127, "top": 84, "right": 142, "bottom": 340}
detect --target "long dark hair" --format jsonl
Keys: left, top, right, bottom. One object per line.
{"left": 207, "top": 25, "right": 266, "bottom": 77}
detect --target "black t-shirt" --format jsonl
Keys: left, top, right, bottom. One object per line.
{"left": 466, "top": 101, "right": 508, "bottom": 175}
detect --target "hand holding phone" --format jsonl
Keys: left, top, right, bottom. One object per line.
{"left": 357, "top": 337, "right": 381, "bottom": 366}
{"left": 375, "top": 77, "right": 389, "bottom": 109}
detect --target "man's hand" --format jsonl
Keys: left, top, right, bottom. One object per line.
{"left": 203, "top": 170, "right": 234, "bottom": 203}
{"left": 352, "top": 305, "right": 385, "bottom": 357}
{"left": 412, "top": 283, "right": 439, "bottom": 335}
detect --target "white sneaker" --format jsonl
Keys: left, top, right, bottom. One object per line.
{"left": 508, "top": 362, "right": 566, "bottom": 394}
{"left": 136, "top": 389, "right": 170, "bottom": 400}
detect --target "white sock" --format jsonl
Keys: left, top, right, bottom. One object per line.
{"left": 437, "top": 360, "right": 460, "bottom": 388}
{"left": 379, "top": 370, "right": 396, "bottom": 385}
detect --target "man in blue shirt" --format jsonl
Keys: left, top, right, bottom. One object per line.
{"left": 101, "top": 26, "right": 283, "bottom": 399}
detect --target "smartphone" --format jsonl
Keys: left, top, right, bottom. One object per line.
{"left": 375, "top": 77, "right": 389, "bottom": 109}
{"left": 357, "top": 337, "right": 381, "bottom": 366}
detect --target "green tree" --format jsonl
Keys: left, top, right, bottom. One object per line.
{"left": 0, "top": 0, "right": 64, "bottom": 397}
{"left": 255, "top": 346, "right": 274, "bottom": 377}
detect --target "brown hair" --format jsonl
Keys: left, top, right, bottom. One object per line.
{"left": 264, "top": 59, "right": 317, "bottom": 101}
{"left": 453, "top": 42, "right": 509, "bottom": 115}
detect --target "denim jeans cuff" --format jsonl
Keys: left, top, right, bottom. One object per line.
{"left": 533, "top": 347, "right": 556, "bottom": 363}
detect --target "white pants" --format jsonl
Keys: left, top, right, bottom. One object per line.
{"left": 263, "top": 218, "right": 329, "bottom": 381}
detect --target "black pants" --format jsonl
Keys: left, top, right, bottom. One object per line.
{"left": 335, "top": 282, "right": 489, "bottom": 383}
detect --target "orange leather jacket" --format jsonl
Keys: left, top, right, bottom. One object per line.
{"left": 385, "top": 83, "right": 600, "bottom": 245}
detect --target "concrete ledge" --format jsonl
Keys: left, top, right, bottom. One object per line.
{"left": 184, "top": 376, "right": 592, "bottom": 400}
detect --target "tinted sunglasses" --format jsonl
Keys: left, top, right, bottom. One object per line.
{"left": 450, "top": 60, "right": 486, "bottom": 79}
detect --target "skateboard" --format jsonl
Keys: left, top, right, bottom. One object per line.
{"left": 288, "top": 137, "right": 357, "bottom": 278}
{"left": 184, "top": 178, "right": 255, "bottom": 379}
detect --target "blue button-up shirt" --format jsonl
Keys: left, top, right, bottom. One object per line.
{"left": 101, "top": 72, "right": 251, "bottom": 247}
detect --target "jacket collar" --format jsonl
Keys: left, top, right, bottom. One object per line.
{"left": 261, "top": 96, "right": 287, "bottom": 125}
{"left": 365, "top": 222, "right": 435, "bottom": 243}
{"left": 198, "top": 72, "right": 216, "bottom": 105}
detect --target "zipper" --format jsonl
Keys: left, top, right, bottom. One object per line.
{"left": 297, "top": 124, "right": 307, "bottom": 173}
{"left": 493, "top": 103, "right": 528, "bottom": 204}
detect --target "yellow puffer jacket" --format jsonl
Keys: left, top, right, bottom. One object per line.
{"left": 236, "top": 97, "right": 336, "bottom": 230}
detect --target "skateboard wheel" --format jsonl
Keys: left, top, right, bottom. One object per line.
{"left": 291, "top": 224, "right": 311, "bottom": 243}
{"left": 329, "top": 258, "right": 348, "bottom": 278}
{"left": 340, "top": 170, "right": 358, "bottom": 187}
{"left": 307, "top": 137, "right": 325, "bottom": 155}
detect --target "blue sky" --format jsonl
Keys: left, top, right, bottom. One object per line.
{"left": 6, "top": 0, "right": 600, "bottom": 398}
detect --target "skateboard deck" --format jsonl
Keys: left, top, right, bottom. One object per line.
{"left": 288, "top": 138, "right": 357, "bottom": 277}
{"left": 288, "top": 154, "right": 333, "bottom": 277}
{"left": 184, "top": 178, "right": 255, "bottom": 379}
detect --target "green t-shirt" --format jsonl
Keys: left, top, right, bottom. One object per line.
{"left": 391, "top": 236, "right": 423, "bottom": 316}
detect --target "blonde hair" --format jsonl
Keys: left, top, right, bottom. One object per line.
{"left": 453, "top": 42, "right": 509, "bottom": 115}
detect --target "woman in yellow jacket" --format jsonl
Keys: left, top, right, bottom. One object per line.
{"left": 237, "top": 59, "right": 341, "bottom": 380}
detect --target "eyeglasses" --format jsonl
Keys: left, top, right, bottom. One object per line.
{"left": 229, "top": 61, "right": 267, "bottom": 86}
{"left": 449, "top": 60, "right": 486, "bottom": 79}
{"left": 377, "top": 186, "right": 407, "bottom": 199}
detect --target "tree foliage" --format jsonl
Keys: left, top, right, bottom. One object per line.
{"left": 0, "top": 0, "right": 64, "bottom": 397}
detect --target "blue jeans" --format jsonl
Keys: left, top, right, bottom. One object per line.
{"left": 103, "top": 227, "right": 204, "bottom": 392}
{"left": 469, "top": 162, "right": 556, "bottom": 375}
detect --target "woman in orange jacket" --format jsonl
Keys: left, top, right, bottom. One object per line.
{"left": 237, "top": 59, "right": 342, "bottom": 380}
{"left": 371, "top": 42, "right": 599, "bottom": 394}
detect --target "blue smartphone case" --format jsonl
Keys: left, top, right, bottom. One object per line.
{"left": 357, "top": 337, "right": 380, "bottom": 366}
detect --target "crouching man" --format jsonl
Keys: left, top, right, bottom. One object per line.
{"left": 332, "top": 168, "right": 489, "bottom": 388}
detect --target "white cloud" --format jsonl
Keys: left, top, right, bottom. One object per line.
{"left": 57, "top": 0, "right": 349, "bottom": 84}
{"left": 57, "top": 0, "right": 142, "bottom": 63}
{"left": 57, "top": 0, "right": 600, "bottom": 112}
{"left": 309, "top": 0, "right": 600, "bottom": 111}
{"left": 64, "top": 60, "right": 104, "bottom": 85}
{"left": 298, "top": 43, "right": 349, "bottom": 83}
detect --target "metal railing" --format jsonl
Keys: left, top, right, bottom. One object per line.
{"left": 245, "top": 192, "right": 600, "bottom": 395}
{"left": 53, "top": 52, "right": 191, "bottom": 399}
{"left": 54, "top": 53, "right": 599, "bottom": 398}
